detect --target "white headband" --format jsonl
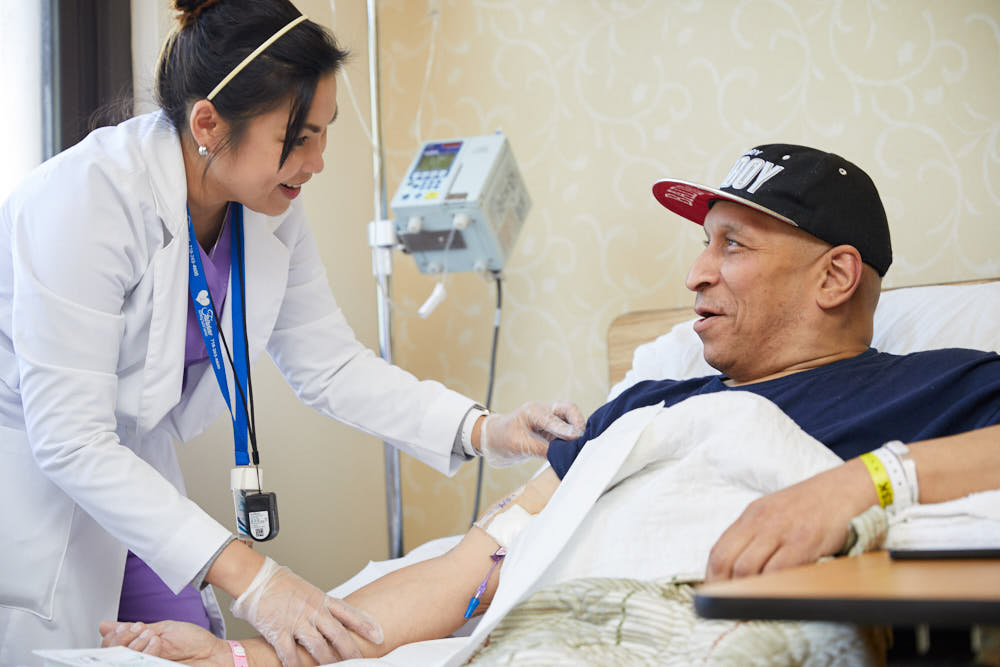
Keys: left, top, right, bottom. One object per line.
{"left": 206, "top": 14, "right": 309, "bottom": 101}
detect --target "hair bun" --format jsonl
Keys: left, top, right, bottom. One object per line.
{"left": 173, "top": 0, "right": 222, "bottom": 28}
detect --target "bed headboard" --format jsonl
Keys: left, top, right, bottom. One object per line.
{"left": 607, "top": 278, "right": 1000, "bottom": 387}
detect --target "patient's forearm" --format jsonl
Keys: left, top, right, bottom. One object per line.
{"left": 910, "top": 423, "right": 1000, "bottom": 503}
{"left": 344, "top": 527, "right": 503, "bottom": 657}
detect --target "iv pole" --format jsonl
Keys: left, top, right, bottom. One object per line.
{"left": 365, "top": 0, "right": 404, "bottom": 559}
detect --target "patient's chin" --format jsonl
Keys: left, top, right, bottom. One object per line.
{"left": 700, "top": 349, "right": 728, "bottom": 375}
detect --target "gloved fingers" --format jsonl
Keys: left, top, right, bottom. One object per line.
{"left": 295, "top": 622, "right": 342, "bottom": 665}
{"left": 324, "top": 595, "right": 384, "bottom": 645}
{"left": 529, "top": 401, "right": 585, "bottom": 441}
{"left": 126, "top": 627, "right": 161, "bottom": 654}
{"left": 547, "top": 401, "right": 585, "bottom": 439}
{"left": 271, "top": 632, "right": 304, "bottom": 667}
{"left": 100, "top": 621, "right": 142, "bottom": 647}
{"left": 141, "top": 635, "right": 162, "bottom": 656}
{"left": 516, "top": 430, "right": 550, "bottom": 457}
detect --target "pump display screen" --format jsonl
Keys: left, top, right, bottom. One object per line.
{"left": 414, "top": 142, "right": 462, "bottom": 172}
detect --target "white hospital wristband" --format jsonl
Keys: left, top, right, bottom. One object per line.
{"left": 871, "top": 441, "right": 916, "bottom": 512}
{"left": 882, "top": 440, "right": 919, "bottom": 506}
{"left": 461, "top": 406, "right": 489, "bottom": 457}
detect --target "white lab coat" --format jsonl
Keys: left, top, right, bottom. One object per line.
{"left": 0, "top": 112, "right": 475, "bottom": 665}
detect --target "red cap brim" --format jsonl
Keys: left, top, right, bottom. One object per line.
{"left": 651, "top": 178, "right": 798, "bottom": 228}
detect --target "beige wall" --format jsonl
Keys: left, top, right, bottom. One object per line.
{"left": 133, "top": 0, "right": 1000, "bottom": 636}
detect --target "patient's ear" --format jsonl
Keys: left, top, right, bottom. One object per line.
{"left": 816, "top": 245, "right": 863, "bottom": 310}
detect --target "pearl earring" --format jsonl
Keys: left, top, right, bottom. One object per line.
{"left": 198, "top": 145, "right": 209, "bottom": 157}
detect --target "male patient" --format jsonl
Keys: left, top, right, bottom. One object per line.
{"left": 104, "top": 144, "right": 1000, "bottom": 664}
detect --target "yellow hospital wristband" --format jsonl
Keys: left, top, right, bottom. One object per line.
{"left": 860, "top": 452, "right": 894, "bottom": 508}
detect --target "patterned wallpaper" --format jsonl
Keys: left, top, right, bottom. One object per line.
{"left": 362, "top": 0, "right": 1000, "bottom": 547}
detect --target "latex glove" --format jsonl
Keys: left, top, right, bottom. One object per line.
{"left": 100, "top": 620, "right": 225, "bottom": 664}
{"left": 480, "top": 401, "right": 585, "bottom": 466}
{"left": 231, "top": 556, "right": 383, "bottom": 666}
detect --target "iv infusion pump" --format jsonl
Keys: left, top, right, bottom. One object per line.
{"left": 390, "top": 132, "right": 531, "bottom": 275}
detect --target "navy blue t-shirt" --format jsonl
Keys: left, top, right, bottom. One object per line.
{"left": 547, "top": 348, "right": 1000, "bottom": 479}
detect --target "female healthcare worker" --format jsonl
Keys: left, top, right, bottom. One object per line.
{"left": 0, "top": 1, "right": 584, "bottom": 665}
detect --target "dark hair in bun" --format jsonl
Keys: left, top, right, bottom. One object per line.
{"left": 157, "top": 0, "right": 348, "bottom": 167}
{"left": 172, "top": 0, "right": 223, "bottom": 29}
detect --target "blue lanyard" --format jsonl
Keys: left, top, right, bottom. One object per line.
{"left": 186, "top": 203, "right": 252, "bottom": 466}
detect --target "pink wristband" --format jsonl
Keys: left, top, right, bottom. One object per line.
{"left": 228, "top": 640, "right": 249, "bottom": 667}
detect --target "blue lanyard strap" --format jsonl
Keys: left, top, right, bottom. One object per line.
{"left": 186, "top": 203, "right": 251, "bottom": 466}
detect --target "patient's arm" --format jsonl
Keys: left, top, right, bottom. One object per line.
{"left": 707, "top": 424, "right": 1000, "bottom": 582}
{"left": 102, "top": 467, "right": 561, "bottom": 665}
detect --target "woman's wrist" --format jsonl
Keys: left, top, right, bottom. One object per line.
{"left": 204, "top": 539, "right": 266, "bottom": 599}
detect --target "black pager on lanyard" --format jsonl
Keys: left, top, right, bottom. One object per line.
{"left": 231, "top": 466, "right": 279, "bottom": 543}
{"left": 245, "top": 491, "right": 279, "bottom": 541}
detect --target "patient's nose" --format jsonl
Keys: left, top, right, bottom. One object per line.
{"left": 685, "top": 246, "right": 718, "bottom": 292}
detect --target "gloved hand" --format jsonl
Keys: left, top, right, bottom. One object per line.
{"left": 479, "top": 401, "right": 585, "bottom": 466}
{"left": 230, "top": 556, "right": 383, "bottom": 666}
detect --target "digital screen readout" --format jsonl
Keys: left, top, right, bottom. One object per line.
{"left": 415, "top": 151, "right": 457, "bottom": 172}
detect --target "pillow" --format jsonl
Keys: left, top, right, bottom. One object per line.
{"left": 872, "top": 281, "right": 1000, "bottom": 355}
{"left": 610, "top": 280, "right": 1000, "bottom": 400}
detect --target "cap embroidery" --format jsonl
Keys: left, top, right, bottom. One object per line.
{"left": 720, "top": 156, "right": 784, "bottom": 194}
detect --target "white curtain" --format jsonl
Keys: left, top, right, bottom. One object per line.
{"left": 0, "top": 2, "right": 42, "bottom": 203}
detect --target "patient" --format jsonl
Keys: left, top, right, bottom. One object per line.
{"left": 104, "top": 144, "right": 1000, "bottom": 663}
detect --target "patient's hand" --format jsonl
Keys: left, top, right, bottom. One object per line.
{"left": 705, "top": 457, "right": 879, "bottom": 581}
{"left": 99, "top": 620, "right": 229, "bottom": 665}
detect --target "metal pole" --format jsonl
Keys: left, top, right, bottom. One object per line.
{"left": 366, "top": 0, "right": 404, "bottom": 559}
{"left": 41, "top": 0, "right": 60, "bottom": 159}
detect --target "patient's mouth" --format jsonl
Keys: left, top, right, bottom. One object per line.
{"left": 693, "top": 306, "right": 723, "bottom": 332}
{"left": 695, "top": 306, "right": 721, "bottom": 319}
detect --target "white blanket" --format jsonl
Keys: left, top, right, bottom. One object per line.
{"left": 887, "top": 488, "right": 1000, "bottom": 549}
{"left": 337, "top": 392, "right": 847, "bottom": 666}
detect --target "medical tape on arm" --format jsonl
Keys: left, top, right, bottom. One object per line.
{"left": 474, "top": 486, "right": 536, "bottom": 548}
{"left": 478, "top": 505, "right": 534, "bottom": 549}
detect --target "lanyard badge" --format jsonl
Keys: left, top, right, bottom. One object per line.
{"left": 187, "top": 203, "right": 279, "bottom": 542}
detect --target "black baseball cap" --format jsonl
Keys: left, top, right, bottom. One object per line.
{"left": 652, "top": 144, "right": 892, "bottom": 275}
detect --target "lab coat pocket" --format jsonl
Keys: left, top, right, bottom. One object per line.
{"left": 0, "top": 426, "right": 73, "bottom": 619}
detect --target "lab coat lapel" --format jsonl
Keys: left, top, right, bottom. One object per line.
{"left": 136, "top": 115, "right": 190, "bottom": 435}
{"left": 240, "top": 207, "right": 289, "bottom": 361}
